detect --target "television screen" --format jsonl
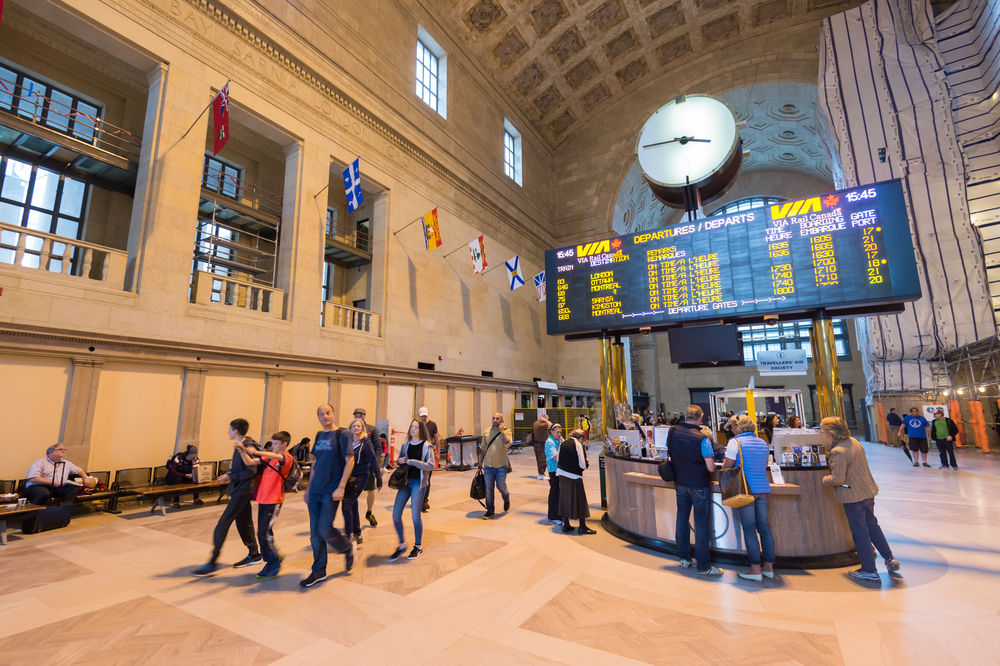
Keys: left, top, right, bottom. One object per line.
{"left": 667, "top": 324, "right": 742, "bottom": 366}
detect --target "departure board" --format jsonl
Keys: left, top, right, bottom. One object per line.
{"left": 546, "top": 180, "right": 921, "bottom": 336}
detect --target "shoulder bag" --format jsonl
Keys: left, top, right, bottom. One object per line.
{"left": 719, "top": 436, "right": 755, "bottom": 508}
{"left": 387, "top": 441, "right": 416, "bottom": 490}
{"left": 657, "top": 426, "right": 675, "bottom": 483}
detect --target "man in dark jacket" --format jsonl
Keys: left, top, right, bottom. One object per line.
{"left": 670, "top": 405, "right": 723, "bottom": 576}
{"left": 931, "top": 409, "right": 960, "bottom": 470}
{"left": 193, "top": 418, "right": 262, "bottom": 576}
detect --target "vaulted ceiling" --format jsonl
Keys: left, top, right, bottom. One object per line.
{"left": 435, "top": 0, "right": 865, "bottom": 147}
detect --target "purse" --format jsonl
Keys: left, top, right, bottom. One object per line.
{"left": 471, "top": 431, "right": 504, "bottom": 507}
{"left": 719, "top": 436, "right": 755, "bottom": 508}
{"left": 657, "top": 426, "right": 675, "bottom": 483}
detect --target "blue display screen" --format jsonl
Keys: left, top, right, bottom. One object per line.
{"left": 546, "top": 180, "right": 921, "bottom": 336}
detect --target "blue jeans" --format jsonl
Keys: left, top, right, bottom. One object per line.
{"left": 675, "top": 485, "right": 712, "bottom": 572}
{"left": 843, "top": 497, "right": 893, "bottom": 573}
{"left": 392, "top": 478, "right": 424, "bottom": 545}
{"left": 307, "top": 492, "right": 350, "bottom": 575}
{"left": 736, "top": 493, "right": 775, "bottom": 566}
{"left": 483, "top": 465, "right": 509, "bottom": 514}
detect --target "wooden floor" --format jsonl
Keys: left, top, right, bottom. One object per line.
{"left": 1, "top": 443, "right": 999, "bottom": 666}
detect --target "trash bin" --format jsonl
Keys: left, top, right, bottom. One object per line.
{"left": 445, "top": 435, "right": 481, "bottom": 471}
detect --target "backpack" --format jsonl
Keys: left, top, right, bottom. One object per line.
{"left": 276, "top": 453, "right": 303, "bottom": 493}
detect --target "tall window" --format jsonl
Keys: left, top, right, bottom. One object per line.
{"left": 322, "top": 261, "right": 336, "bottom": 303}
{"left": 738, "top": 319, "right": 852, "bottom": 364}
{"left": 0, "top": 63, "right": 102, "bottom": 144}
{"left": 707, "top": 196, "right": 786, "bottom": 217}
{"left": 0, "top": 156, "right": 88, "bottom": 271}
{"left": 325, "top": 207, "right": 337, "bottom": 238}
{"left": 503, "top": 119, "right": 522, "bottom": 186}
{"left": 416, "top": 41, "right": 439, "bottom": 112}
{"left": 415, "top": 27, "right": 447, "bottom": 118}
{"left": 202, "top": 155, "right": 241, "bottom": 200}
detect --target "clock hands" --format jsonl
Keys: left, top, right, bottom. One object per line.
{"left": 642, "top": 136, "right": 712, "bottom": 149}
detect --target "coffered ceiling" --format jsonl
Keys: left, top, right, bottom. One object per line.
{"left": 433, "top": 0, "right": 864, "bottom": 147}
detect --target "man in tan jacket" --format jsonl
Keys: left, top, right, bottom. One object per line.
{"left": 821, "top": 417, "right": 900, "bottom": 582}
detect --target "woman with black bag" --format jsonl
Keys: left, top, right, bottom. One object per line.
{"left": 342, "top": 419, "right": 382, "bottom": 545}
{"left": 545, "top": 423, "right": 563, "bottom": 524}
{"left": 557, "top": 429, "right": 595, "bottom": 535}
{"left": 389, "top": 419, "right": 435, "bottom": 562}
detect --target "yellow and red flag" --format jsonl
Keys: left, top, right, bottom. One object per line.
{"left": 422, "top": 208, "right": 442, "bottom": 252}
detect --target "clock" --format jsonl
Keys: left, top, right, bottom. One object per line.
{"left": 635, "top": 94, "right": 743, "bottom": 211}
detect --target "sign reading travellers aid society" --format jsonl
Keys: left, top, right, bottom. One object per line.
{"left": 756, "top": 349, "right": 808, "bottom": 375}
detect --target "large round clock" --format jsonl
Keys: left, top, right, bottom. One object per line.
{"left": 635, "top": 94, "right": 743, "bottom": 210}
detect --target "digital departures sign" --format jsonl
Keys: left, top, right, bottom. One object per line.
{"left": 545, "top": 180, "right": 921, "bottom": 336}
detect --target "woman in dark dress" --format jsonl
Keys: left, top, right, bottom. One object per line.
{"left": 556, "top": 429, "right": 594, "bottom": 535}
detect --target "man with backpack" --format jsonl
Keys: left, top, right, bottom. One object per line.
{"left": 234, "top": 431, "right": 298, "bottom": 579}
{"left": 192, "top": 418, "right": 262, "bottom": 577}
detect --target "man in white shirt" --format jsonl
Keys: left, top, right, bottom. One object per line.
{"left": 25, "top": 444, "right": 94, "bottom": 505}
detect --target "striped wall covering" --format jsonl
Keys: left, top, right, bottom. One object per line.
{"left": 938, "top": 0, "right": 1000, "bottom": 318}
{"left": 816, "top": 0, "right": 994, "bottom": 394}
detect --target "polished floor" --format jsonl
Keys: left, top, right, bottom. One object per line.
{"left": 1, "top": 441, "right": 998, "bottom": 666}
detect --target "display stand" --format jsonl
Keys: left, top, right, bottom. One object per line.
{"left": 445, "top": 435, "right": 481, "bottom": 471}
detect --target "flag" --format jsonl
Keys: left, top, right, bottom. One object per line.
{"left": 0, "top": 1, "right": 5, "bottom": 27}
{"left": 505, "top": 256, "right": 524, "bottom": 291}
{"left": 469, "top": 236, "right": 487, "bottom": 274}
{"left": 343, "top": 158, "right": 364, "bottom": 213}
{"left": 212, "top": 82, "right": 230, "bottom": 155}
{"left": 534, "top": 271, "right": 546, "bottom": 301}
{"left": 422, "top": 208, "right": 442, "bottom": 252}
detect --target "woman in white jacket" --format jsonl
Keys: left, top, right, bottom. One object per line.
{"left": 389, "top": 419, "right": 436, "bottom": 562}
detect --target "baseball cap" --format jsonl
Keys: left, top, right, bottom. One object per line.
{"left": 418, "top": 407, "right": 429, "bottom": 416}
{"left": 353, "top": 407, "right": 366, "bottom": 416}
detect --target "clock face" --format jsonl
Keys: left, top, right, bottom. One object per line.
{"left": 635, "top": 95, "right": 739, "bottom": 188}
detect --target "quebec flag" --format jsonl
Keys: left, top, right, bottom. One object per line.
{"left": 505, "top": 256, "right": 525, "bottom": 291}
{"left": 343, "top": 158, "right": 364, "bottom": 213}
{"left": 533, "top": 271, "right": 546, "bottom": 302}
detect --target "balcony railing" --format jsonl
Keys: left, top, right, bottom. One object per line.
{"left": 326, "top": 219, "right": 372, "bottom": 253}
{"left": 191, "top": 270, "right": 285, "bottom": 318}
{"left": 322, "top": 301, "right": 380, "bottom": 336}
{"left": 0, "top": 221, "right": 127, "bottom": 289}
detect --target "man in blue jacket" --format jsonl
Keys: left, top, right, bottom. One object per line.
{"left": 671, "top": 405, "right": 723, "bottom": 576}
{"left": 193, "top": 418, "right": 261, "bottom": 576}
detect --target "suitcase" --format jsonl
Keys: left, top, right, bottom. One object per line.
{"left": 21, "top": 503, "right": 73, "bottom": 534}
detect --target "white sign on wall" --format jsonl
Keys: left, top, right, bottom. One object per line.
{"left": 922, "top": 404, "right": 948, "bottom": 420}
{"left": 756, "top": 349, "right": 808, "bottom": 375}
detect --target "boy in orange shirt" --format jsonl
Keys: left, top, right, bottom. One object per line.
{"left": 236, "top": 431, "right": 294, "bottom": 579}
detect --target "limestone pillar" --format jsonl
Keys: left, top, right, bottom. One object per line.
{"left": 262, "top": 372, "right": 285, "bottom": 442}
{"left": 473, "top": 388, "right": 482, "bottom": 435}
{"left": 328, "top": 377, "right": 342, "bottom": 417}
{"left": 446, "top": 386, "right": 456, "bottom": 436}
{"left": 496, "top": 389, "right": 505, "bottom": 416}
{"left": 415, "top": 384, "right": 426, "bottom": 413}
{"left": 176, "top": 366, "right": 208, "bottom": 453}
{"left": 375, "top": 381, "right": 389, "bottom": 421}
{"left": 61, "top": 358, "right": 104, "bottom": 470}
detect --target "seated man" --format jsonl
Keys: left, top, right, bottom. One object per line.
{"left": 25, "top": 445, "right": 94, "bottom": 505}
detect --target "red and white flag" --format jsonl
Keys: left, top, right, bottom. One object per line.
{"left": 212, "top": 82, "right": 230, "bottom": 155}
{"left": 469, "top": 236, "right": 488, "bottom": 274}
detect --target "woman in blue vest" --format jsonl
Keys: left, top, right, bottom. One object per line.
{"left": 721, "top": 414, "right": 775, "bottom": 581}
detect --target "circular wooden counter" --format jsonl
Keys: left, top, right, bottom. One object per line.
{"left": 603, "top": 452, "right": 859, "bottom": 569}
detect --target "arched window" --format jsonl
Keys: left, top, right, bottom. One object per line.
{"left": 707, "top": 196, "right": 787, "bottom": 216}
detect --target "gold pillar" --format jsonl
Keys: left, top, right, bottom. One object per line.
{"left": 612, "top": 341, "right": 628, "bottom": 407}
{"left": 811, "top": 314, "right": 844, "bottom": 419}
{"left": 600, "top": 334, "right": 616, "bottom": 433}
{"left": 745, "top": 387, "right": 756, "bottom": 430}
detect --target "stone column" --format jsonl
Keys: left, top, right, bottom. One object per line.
{"left": 370, "top": 191, "right": 388, "bottom": 336}
{"left": 496, "top": 389, "right": 505, "bottom": 416}
{"left": 473, "top": 388, "right": 482, "bottom": 435}
{"left": 262, "top": 372, "right": 285, "bottom": 442}
{"left": 328, "top": 377, "right": 342, "bottom": 417}
{"left": 125, "top": 62, "right": 167, "bottom": 292}
{"left": 446, "top": 386, "right": 456, "bottom": 436}
{"left": 131, "top": 67, "right": 214, "bottom": 313}
{"left": 375, "top": 381, "right": 389, "bottom": 421}
{"left": 176, "top": 366, "right": 208, "bottom": 453}
{"left": 278, "top": 139, "right": 327, "bottom": 340}
{"left": 415, "top": 384, "right": 426, "bottom": 413}
{"left": 60, "top": 358, "right": 104, "bottom": 470}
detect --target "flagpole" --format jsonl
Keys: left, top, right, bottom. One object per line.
{"left": 392, "top": 215, "right": 426, "bottom": 236}
{"left": 441, "top": 242, "right": 473, "bottom": 259}
{"left": 180, "top": 79, "right": 230, "bottom": 142}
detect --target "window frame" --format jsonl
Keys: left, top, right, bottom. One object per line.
{"left": 707, "top": 195, "right": 787, "bottom": 217}
{"left": 503, "top": 119, "right": 523, "bottom": 186}
{"left": 202, "top": 154, "right": 243, "bottom": 201}
{"left": 0, "top": 61, "right": 103, "bottom": 145}
{"left": 738, "top": 319, "right": 852, "bottom": 364}
{"left": 415, "top": 26, "right": 448, "bottom": 119}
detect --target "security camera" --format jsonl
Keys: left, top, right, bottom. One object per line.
{"left": 763, "top": 315, "right": 779, "bottom": 326}
{"left": 639, "top": 327, "right": 651, "bottom": 336}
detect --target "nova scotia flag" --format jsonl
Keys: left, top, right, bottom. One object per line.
{"left": 506, "top": 256, "right": 524, "bottom": 291}
{"left": 343, "top": 158, "right": 364, "bottom": 213}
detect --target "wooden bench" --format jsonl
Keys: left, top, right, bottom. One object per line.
{"left": 124, "top": 482, "right": 229, "bottom": 516}
{"left": 0, "top": 503, "right": 46, "bottom": 545}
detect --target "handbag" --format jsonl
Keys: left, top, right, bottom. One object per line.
{"left": 471, "top": 431, "right": 504, "bottom": 507}
{"left": 719, "top": 436, "right": 755, "bottom": 508}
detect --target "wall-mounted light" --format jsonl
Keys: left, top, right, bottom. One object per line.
{"left": 958, "top": 388, "right": 965, "bottom": 394}
{"left": 979, "top": 386, "right": 986, "bottom": 393}
{"left": 943, "top": 389, "right": 949, "bottom": 395}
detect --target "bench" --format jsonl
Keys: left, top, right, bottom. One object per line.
{"left": 0, "top": 503, "right": 46, "bottom": 545}
{"left": 127, "top": 481, "right": 229, "bottom": 516}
